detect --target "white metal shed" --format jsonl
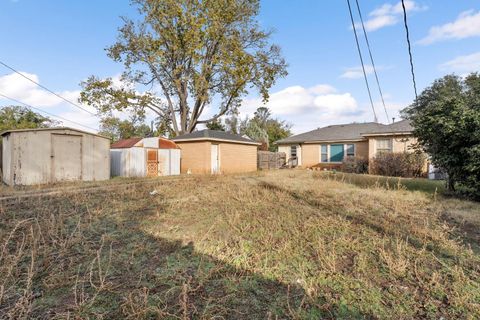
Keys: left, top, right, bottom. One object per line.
{"left": 110, "top": 137, "right": 181, "bottom": 177}
{"left": 1, "top": 127, "right": 110, "bottom": 186}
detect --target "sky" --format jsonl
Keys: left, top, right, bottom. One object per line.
{"left": 1, "top": 0, "right": 480, "bottom": 134}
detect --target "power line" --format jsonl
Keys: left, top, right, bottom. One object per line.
{"left": 354, "top": 0, "right": 390, "bottom": 123}
{"left": 400, "top": 0, "right": 418, "bottom": 100}
{"left": 0, "top": 92, "right": 99, "bottom": 132}
{"left": 0, "top": 60, "right": 97, "bottom": 116}
{"left": 346, "top": 0, "right": 378, "bottom": 123}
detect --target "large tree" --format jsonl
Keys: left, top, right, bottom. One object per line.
{"left": 80, "top": 0, "right": 287, "bottom": 136}
{"left": 0, "top": 106, "right": 57, "bottom": 132}
{"left": 402, "top": 73, "right": 480, "bottom": 195}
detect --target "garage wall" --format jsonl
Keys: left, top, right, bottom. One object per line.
{"left": 175, "top": 141, "right": 211, "bottom": 174}
{"left": 218, "top": 142, "right": 257, "bottom": 174}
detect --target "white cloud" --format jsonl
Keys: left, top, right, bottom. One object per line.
{"left": 0, "top": 71, "right": 99, "bottom": 131}
{"left": 239, "top": 84, "right": 372, "bottom": 133}
{"left": 440, "top": 51, "right": 480, "bottom": 74}
{"left": 340, "top": 65, "right": 393, "bottom": 79}
{"left": 419, "top": 10, "right": 480, "bottom": 45}
{"left": 340, "top": 65, "right": 374, "bottom": 79}
{"left": 356, "top": 0, "right": 427, "bottom": 32}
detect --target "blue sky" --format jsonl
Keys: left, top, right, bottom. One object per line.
{"left": 1, "top": 0, "right": 480, "bottom": 134}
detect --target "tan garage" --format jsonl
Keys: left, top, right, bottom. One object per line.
{"left": 1, "top": 127, "right": 110, "bottom": 185}
{"left": 172, "top": 129, "right": 260, "bottom": 174}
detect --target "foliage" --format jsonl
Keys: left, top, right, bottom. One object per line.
{"left": 402, "top": 73, "right": 480, "bottom": 196}
{"left": 0, "top": 105, "right": 57, "bottom": 132}
{"left": 370, "top": 152, "right": 426, "bottom": 178}
{"left": 1, "top": 170, "right": 479, "bottom": 318}
{"left": 205, "top": 119, "right": 225, "bottom": 131}
{"left": 79, "top": 0, "right": 287, "bottom": 136}
{"left": 98, "top": 116, "right": 157, "bottom": 141}
{"left": 341, "top": 156, "right": 369, "bottom": 174}
{"left": 235, "top": 107, "right": 291, "bottom": 151}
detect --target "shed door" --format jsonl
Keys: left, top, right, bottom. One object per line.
{"left": 146, "top": 149, "right": 158, "bottom": 176}
{"left": 211, "top": 144, "right": 219, "bottom": 174}
{"left": 52, "top": 134, "right": 82, "bottom": 182}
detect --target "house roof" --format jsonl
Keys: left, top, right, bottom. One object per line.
{"left": 0, "top": 127, "right": 109, "bottom": 139}
{"left": 360, "top": 119, "right": 413, "bottom": 136}
{"left": 110, "top": 137, "right": 143, "bottom": 148}
{"left": 110, "top": 137, "right": 180, "bottom": 149}
{"left": 276, "top": 120, "right": 414, "bottom": 144}
{"left": 172, "top": 129, "right": 261, "bottom": 145}
{"left": 276, "top": 122, "right": 387, "bottom": 144}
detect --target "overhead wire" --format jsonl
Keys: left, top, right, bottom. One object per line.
{"left": 0, "top": 92, "right": 99, "bottom": 132}
{"left": 354, "top": 0, "right": 390, "bottom": 123}
{"left": 0, "top": 60, "right": 97, "bottom": 116}
{"left": 400, "top": 0, "right": 418, "bottom": 100}
{"left": 346, "top": 0, "right": 378, "bottom": 123}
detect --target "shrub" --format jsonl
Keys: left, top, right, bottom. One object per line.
{"left": 341, "top": 156, "right": 369, "bottom": 174}
{"left": 370, "top": 152, "right": 426, "bottom": 178}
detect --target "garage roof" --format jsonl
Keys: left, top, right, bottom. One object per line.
{"left": 172, "top": 129, "right": 261, "bottom": 145}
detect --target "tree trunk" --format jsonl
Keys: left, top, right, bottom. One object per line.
{"left": 446, "top": 175, "right": 455, "bottom": 192}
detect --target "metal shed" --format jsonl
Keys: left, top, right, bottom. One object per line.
{"left": 1, "top": 127, "right": 110, "bottom": 186}
{"left": 110, "top": 137, "right": 181, "bottom": 177}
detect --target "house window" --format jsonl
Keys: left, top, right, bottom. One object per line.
{"left": 290, "top": 145, "right": 297, "bottom": 158}
{"left": 321, "top": 144, "right": 328, "bottom": 162}
{"left": 376, "top": 139, "right": 392, "bottom": 153}
{"left": 346, "top": 144, "right": 355, "bottom": 157}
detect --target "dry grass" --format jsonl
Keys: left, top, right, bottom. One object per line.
{"left": 0, "top": 170, "right": 479, "bottom": 319}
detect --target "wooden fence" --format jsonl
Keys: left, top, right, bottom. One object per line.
{"left": 257, "top": 151, "right": 286, "bottom": 170}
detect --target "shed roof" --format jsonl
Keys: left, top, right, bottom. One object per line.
{"left": 111, "top": 137, "right": 143, "bottom": 149}
{"left": 172, "top": 129, "right": 261, "bottom": 145}
{"left": 0, "top": 127, "right": 109, "bottom": 140}
{"left": 110, "top": 137, "right": 181, "bottom": 149}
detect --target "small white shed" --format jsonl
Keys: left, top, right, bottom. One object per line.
{"left": 110, "top": 137, "right": 181, "bottom": 177}
{"left": 1, "top": 127, "right": 110, "bottom": 186}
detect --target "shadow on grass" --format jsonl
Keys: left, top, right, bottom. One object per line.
{"left": 1, "top": 192, "right": 373, "bottom": 320}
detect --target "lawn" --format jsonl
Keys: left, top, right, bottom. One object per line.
{"left": 1, "top": 170, "right": 479, "bottom": 319}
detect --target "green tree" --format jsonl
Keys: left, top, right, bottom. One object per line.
{"left": 247, "top": 107, "right": 291, "bottom": 151}
{"left": 80, "top": 0, "right": 287, "bottom": 136}
{"left": 205, "top": 119, "right": 225, "bottom": 131}
{"left": 99, "top": 116, "right": 155, "bottom": 141}
{"left": 0, "top": 106, "right": 57, "bottom": 132}
{"left": 402, "top": 73, "right": 480, "bottom": 195}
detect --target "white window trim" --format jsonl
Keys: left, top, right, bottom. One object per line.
{"left": 375, "top": 138, "right": 393, "bottom": 154}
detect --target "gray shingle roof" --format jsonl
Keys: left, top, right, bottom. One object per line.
{"left": 276, "top": 122, "right": 387, "bottom": 144}
{"left": 172, "top": 129, "right": 260, "bottom": 145}
{"left": 361, "top": 119, "right": 413, "bottom": 135}
{"left": 276, "top": 120, "right": 413, "bottom": 144}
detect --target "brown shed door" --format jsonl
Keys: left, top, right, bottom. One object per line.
{"left": 146, "top": 149, "right": 158, "bottom": 176}
{"left": 52, "top": 134, "right": 82, "bottom": 182}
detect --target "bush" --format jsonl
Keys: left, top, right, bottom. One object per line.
{"left": 370, "top": 152, "right": 426, "bottom": 178}
{"left": 341, "top": 156, "right": 369, "bottom": 174}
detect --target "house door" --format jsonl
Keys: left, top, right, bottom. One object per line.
{"left": 330, "top": 144, "right": 344, "bottom": 162}
{"left": 146, "top": 149, "right": 158, "bottom": 176}
{"left": 52, "top": 134, "right": 82, "bottom": 182}
{"left": 211, "top": 144, "right": 219, "bottom": 174}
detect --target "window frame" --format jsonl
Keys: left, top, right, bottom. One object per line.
{"left": 290, "top": 145, "right": 297, "bottom": 158}
{"left": 346, "top": 144, "right": 355, "bottom": 157}
{"left": 376, "top": 139, "right": 392, "bottom": 154}
{"left": 321, "top": 144, "right": 328, "bottom": 162}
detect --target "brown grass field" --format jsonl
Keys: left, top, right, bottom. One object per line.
{"left": 1, "top": 170, "right": 479, "bottom": 319}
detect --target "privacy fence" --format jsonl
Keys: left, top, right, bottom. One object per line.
{"left": 257, "top": 151, "right": 286, "bottom": 170}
